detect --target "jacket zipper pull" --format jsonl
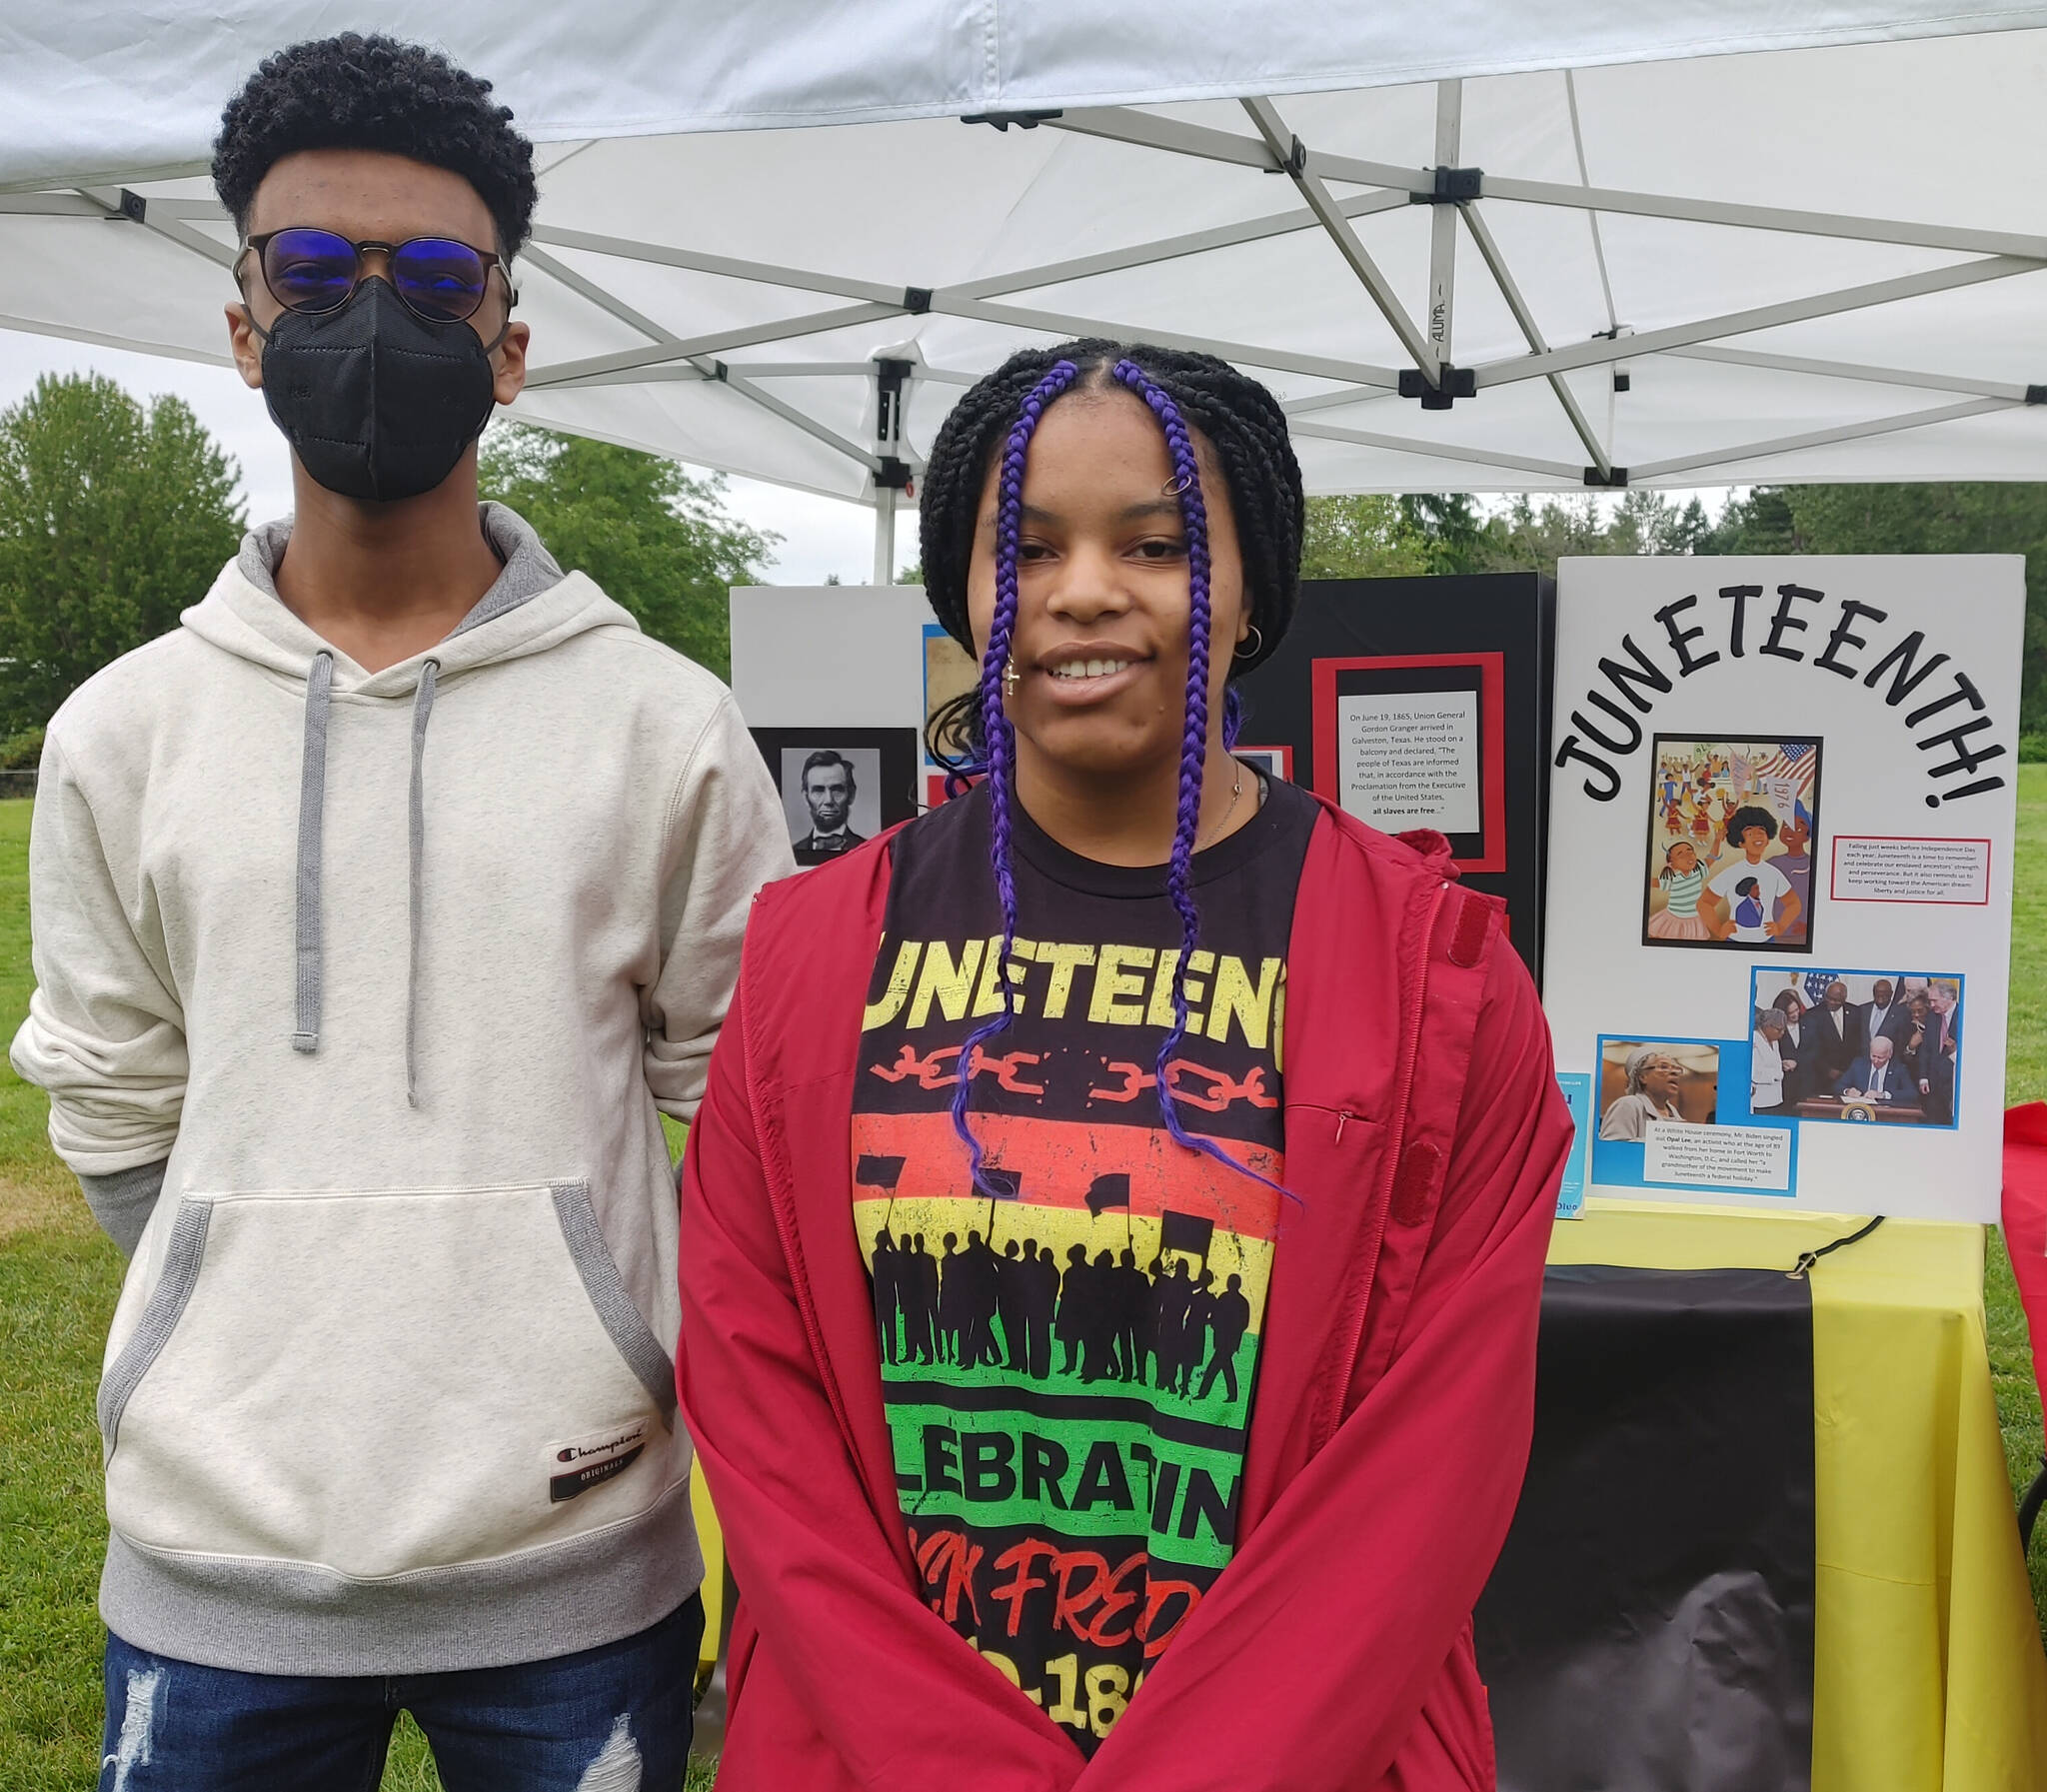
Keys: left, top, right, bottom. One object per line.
{"left": 1335, "top": 1109, "right": 1351, "bottom": 1144}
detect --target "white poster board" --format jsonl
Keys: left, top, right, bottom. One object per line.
{"left": 1337, "top": 690, "right": 1482, "bottom": 834}
{"left": 729, "top": 586, "right": 934, "bottom": 730}
{"left": 729, "top": 586, "right": 948, "bottom": 863}
{"left": 1543, "top": 556, "right": 2020, "bottom": 1222}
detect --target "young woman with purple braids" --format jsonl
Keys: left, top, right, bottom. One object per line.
{"left": 678, "top": 340, "right": 1570, "bottom": 1792}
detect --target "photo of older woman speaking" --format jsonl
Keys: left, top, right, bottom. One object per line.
{"left": 1598, "top": 1047, "right": 1691, "bottom": 1140}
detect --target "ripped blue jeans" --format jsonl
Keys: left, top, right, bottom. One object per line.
{"left": 99, "top": 1594, "right": 704, "bottom": 1791}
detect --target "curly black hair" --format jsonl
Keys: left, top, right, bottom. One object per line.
{"left": 918, "top": 339, "right": 1303, "bottom": 674}
{"left": 1726, "top": 805, "right": 1779, "bottom": 845}
{"left": 213, "top": 34, "right": 538, "bottom": 256}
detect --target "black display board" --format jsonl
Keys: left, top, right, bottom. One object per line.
{"left": 751, "top": 726, "right": 920, "bottom": 868}
{"left": 1475, "top": 1265, "right": 1817, "bottom": 1792}
{"left": 1234, "top": 574, "right": 1554, "bottom": 979}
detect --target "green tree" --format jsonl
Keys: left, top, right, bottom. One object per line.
{"left": 1761, "top": 484, "right": 2047, "bottom": 732}
{"left": 1299, "top": 495, "right": 1429, "bottom": 580}
{"left": 1698, "top": 487, "right": 1805, "bottom": 555}
{"left": 0, "top": 374, "right": 243, "bottom": 735}
{"left": 1396, "top": 493, "right": 1492, "bottom": 574}
{"left": 479, "top": 424, "right": 780, "bottom": 681}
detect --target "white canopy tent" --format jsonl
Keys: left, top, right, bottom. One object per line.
{"left": 5, "top": 5, "right": 2047, "bottom": 578}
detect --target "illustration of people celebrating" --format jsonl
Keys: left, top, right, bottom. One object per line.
{"left": 1688, "top": 795, "right": 1713, "bottom": 852}
{"left": 1647, "top": 839, "right": 1710, "bottom": 940}
{"left": 1699, "top": 806, "right": 1801, "bottom": 944}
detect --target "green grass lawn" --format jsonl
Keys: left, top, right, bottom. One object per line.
{"left": 2, "top": 779, "right": 2044, "bottom": 1786}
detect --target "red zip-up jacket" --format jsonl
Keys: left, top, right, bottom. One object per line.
{"left": 679, "top": 796, "right": 1570, "bottom": 1791}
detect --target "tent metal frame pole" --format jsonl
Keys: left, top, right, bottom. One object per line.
{"left": 1288, "top": 417, "right": 1582, "bottom": 482}
{"left": 1563, "top": 70, "right": 1621, "bottom": 336}
{"left": 1053, "top": 106, "right": 1399, "bottom": 181}
{"left": 1428, "top": 81, "right": 1461, "bottom": 369}
{"left": 552, "top": 360, "right": 980, "bottom": 387}
{"left": 519, "top": 244, "right": 677, "bottom": 344}
{"left": 0, "top": 308, "right": 233, "bottom": 367}
{"left": 1049, "top": 105, "right": 2047, "bottom": 262}
{"left": 1281, "top": 387, "right": 1404, "bottom": 416}
{"left": 531, "top": 225, "right": 907, "bottom": 305}
{"left": 873, "top": 486, "right": 898, "bottom": 586}
{"left": 525, "top": 301, "right": 907, "bottom": 388}
{"left": 77, "top": 193, "right": 226, "bottom": 221}
{"left": 1628, "top": 396, "right": 2015, "bottom": 481}
{"left": 720, "top": 360, "right": 977, "bottom": 382}
{"left": 953, "top": 190, "right": 1407, "bottom": 300}
{"left": 0, "top": 160, "right": 210, "bottom": 198}
{"left": 521, "top": 244, "right": 882, "bottom": 472}
{"left": 546, "top": 199, "right": 1414, "bottom": 339}
{"left": 930, "top": 291, "right": 1403, "bottom": 387}
{"left": 0, "top": 193, "right": 105, "bottom": 216}
{"left": 1457, "top": 201, "right": 1612, "bottom": 479}
{"left": 1474, "top": 172, "right": 2047, "bottom": 261}
{"left": 871, "top": 357, "right": 912, "bottom": 586}
{"left": 541, "top": 365, "right": 716, "bottom": 389}
{"left": 1663, "top": 343, "right": 2033, "bottom": 403}
{"left": 1240, "top": 96, "right": 1440, "bottom": 382}
{"left": 1471, "top": 255, "right": 2042, "bottom": 388}
{"left": 716, "top": 367, "right": 887, "bottom": 472}
{"left": 79, "top": 186, "right": 238, "bottom": 269}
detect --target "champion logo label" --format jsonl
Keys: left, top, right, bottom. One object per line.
{"left": 556, "top": 1426, "right": 645, "bottom": 1465}
{"left": 545, "top": 1421, "right": 649, "bottom": 1504}
{"left": 551, "top": 1445, "right": 644, "bottom": 1504}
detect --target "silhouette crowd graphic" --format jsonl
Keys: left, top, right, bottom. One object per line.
{"left": 871, "top": 1229, "right": 1253, "bottom": 1405}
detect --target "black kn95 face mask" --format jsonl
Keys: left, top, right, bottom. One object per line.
{"left": 259, "top": 278, "right": 500, "bottom": 504}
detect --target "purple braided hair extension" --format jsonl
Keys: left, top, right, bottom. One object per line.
{"left": 1108, "top": 361, "right": 1224, "bottom": 1160}
{"left": 1111, "top": 360, "right": 1297, "bottom": 1207}
{"left": 949, "top": 358, "right": 1080, "bottom": 1196}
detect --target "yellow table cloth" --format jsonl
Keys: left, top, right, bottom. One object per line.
{"left": 1552, "top": 1199, "right": 2047, "bottom": 1792}
{"left": 690, "top": 1199, "right": 2047, "bottom": 1787}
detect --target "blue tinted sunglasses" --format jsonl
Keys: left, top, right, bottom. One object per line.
{"left": 238, "top": 228, "right": 514, "bottom": 326}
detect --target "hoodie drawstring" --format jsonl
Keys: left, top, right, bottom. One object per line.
{"left": 289, "top": 649, "right": 439, "bottom": 1110}
{"left": 291, "top": 651, "right": 336, "bottom": 1053}
{"left": 407, "top": 660, "right": 440, "bottom": 1108}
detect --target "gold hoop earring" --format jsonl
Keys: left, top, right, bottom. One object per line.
{"left": 1003, "top": 656, "right": 1020, "bottom": 700}
{"left": 1234, "top": 623, "right": 1264, "bottom": 663}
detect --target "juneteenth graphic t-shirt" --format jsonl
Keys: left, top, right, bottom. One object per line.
{"left": 852, "top": 774, "right": 1315, "bottom": 1753}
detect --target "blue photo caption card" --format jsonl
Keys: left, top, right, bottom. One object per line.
{"left": 1555, "top": 1071, "right": 1590, "bottom": 1219}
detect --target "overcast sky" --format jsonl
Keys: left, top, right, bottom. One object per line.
{"left": 0, "top": 328, "right": 885, "bottom": 587}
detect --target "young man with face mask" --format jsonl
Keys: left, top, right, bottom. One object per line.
{"left": 9, "top": 35, "right": 794, "bottom": 1788}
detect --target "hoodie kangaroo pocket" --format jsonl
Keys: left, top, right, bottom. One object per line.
{"left": 101, "top": 1181, "right": 682, "bottom": 1577}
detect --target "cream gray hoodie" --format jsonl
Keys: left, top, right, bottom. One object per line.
{"left": 10, "top": 506, "right": 795, "bottom": 1674}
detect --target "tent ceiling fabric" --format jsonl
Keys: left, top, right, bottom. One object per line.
{"left": 3, "top": 12, "right": 2047, "bottom": 500}
{"left": 4, "top": 3, "right": 2040, "bottom": 186}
